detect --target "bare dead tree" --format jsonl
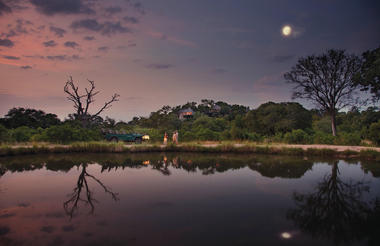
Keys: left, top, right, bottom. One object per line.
{"left": 284, "top": 49, "right": 362, "bottom": 136}
{"left": 64, "top": 164, "right": 119, "bottom": 218}
{"left": 64, "top": 76, "right": 120, "bottom": 126}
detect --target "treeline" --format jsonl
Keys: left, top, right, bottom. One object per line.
{"left": 123, "top": 100, "right": 380, "bottom": 145}
{"left": 2, "top": 99, "right": 379, "bottom": 145}
{"left": 0, "top": 108, "right": 103, "bottom": 143}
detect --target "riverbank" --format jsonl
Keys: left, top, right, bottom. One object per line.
{"left": 1, "top": 142, "right": 380, "bottom": 160}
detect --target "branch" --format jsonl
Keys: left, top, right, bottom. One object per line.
{"left": 92, "top": 93, "right": 120, "bottom": 118}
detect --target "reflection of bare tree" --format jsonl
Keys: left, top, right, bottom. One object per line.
{"left": 287, "top": 161, "right": 371, "bottom": 245}
{"left": 64, "top": 164, "right": 119, "bottom": 218}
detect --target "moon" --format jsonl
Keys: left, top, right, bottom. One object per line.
{"left": 282, "top": 25, "right": 292, "bottom": 36}
{"left": 281, "top": 232, "right": 292, "bottom": 239}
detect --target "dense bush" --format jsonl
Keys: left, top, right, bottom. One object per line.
{"left": 284, "top": 129, "right": 310, "bottom": 144}
{"left": 335, "top": 132, "right": 361, "bottom": 146}
{"left": 313, "top": 131, "right": 335, "bottom": 145}
{"left": 11, "top": 126, "right": 37, "bottom": 142}
{"left": 37, "top": 124, "right": 102, "bottom": 143}
{"left": 368, "top": 121, "right": 380, "bottom": 145}
{"left": 0, "top": 124, "right": 11, "bottom": 142}
{"left": 197, "top": 128, "right": 220, "bottom": 141}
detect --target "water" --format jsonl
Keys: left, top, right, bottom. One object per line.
{"left": 0, "top": 153, "right": 379, "bottom": 246}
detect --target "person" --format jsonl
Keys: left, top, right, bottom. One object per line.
{"left": 172, "top": 131, "right": 176, "bottom": 144}
{"left": 173, "top": 130, "right": 178, "bottom": 144}
{"left": 163, "top": 132, "right": 168, "bottom": 145}
{"left": 175, "top": 131, "right": 179, "bottom": 144}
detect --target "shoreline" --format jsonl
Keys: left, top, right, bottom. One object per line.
{"left": 1, "top": 142, "right": 380, "bottom": 160}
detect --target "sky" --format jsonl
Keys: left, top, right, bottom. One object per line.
{"left": 0, "top": 0, "right": 379, "bottom": 121}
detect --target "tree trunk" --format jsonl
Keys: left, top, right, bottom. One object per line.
{"left": 331, "top": 111, "right": 337, "bottom": 136}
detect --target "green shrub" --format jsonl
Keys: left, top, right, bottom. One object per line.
{"left": 335, "top": 132, "right": 361, "bottom": 146}
{"left": 313, "top": 131, "right": 335, "bottom": 144}
{"left": 182, "top": 131, "right": 195, "bottom": 141}
{"left": 284, "top": 129, "right": 310, "bottom": 144}
{"left": 11, "top": 126, "right": 36, "bottom": 142}
{"left": 230, "top": 125, "right": 248, "bottom": 140}
{"left": 0, "top": 124, "right": 11, "bottom": 142}
{"left": 220, "top": 130, "right": 231, "bottom": 141}
{"left": 247, "top": 132, "right": 262, "bottom": 142}
{"left": 271, "top": 132, "right": 284, "bottom": 143}
{"left": 368, "top": 121, "right": 380, "bottom": 145}
{"left": 196, "top": 128, "right": 220, "bottom": 141}
{"left": 44, "top": 124, "right": 102, "bottom": 143}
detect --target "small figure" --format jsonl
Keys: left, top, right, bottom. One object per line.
{"left": 163, "top": 132, "right": 168, "bottom": 145}
{"left": 172, "top": 131, "right": 176, "bottom": 144}
{"left": 172, "top": 130, "right": 179, "bottom": 144}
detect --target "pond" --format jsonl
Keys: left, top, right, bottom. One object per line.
{"left": 0, "top": 153, "right": 379, "bottom": 246}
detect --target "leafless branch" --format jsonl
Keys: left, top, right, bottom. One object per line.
{"left": 63, "top": 76, "right": 120, "bottom": 126}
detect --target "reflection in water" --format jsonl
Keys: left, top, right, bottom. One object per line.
{"left": 1, "top": 153, "right": 380, "bottom": 180}
{"left": 1, "top": 153, "right": 380, "bottom": 245}
{"left": 287, "top": 161, "right": 380, "bottom": 245}
{"left": 64, "top": 164, "right": 119, "bottom": 218}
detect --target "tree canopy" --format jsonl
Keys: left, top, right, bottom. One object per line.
{"left": 284, "top": 49, "right": 362, "bottom": 136}
{"left": 354, "top": 46, "right": 380, "bottom": 103}
{"left": 0, "top": 107, "right": 60, "bottom": 129}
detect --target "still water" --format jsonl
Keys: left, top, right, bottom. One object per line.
{"left": 0, "top": 153, "right": 379, "bottom": 246}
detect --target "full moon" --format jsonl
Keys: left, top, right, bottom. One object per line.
{"left": 281, "top": 232, "right": 292, "bottom": 239}
{"left": 282, "top": 25, "right": 292, "bottom": 36}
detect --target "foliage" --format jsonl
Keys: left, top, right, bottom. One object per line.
{"left": 285, "top": 49, "right": 362, "bottom": 136}
{"left": 35, "top": 124, "right": 102, "bottom": 143}
{"left": 368, "top": 121, "right": 380, "bottom": 145}
{"left": 0, "top": 107, "right": 60, "bottom": 129}
{"left": 354, "top": 46, "right": 380, "bottom": 102}
{"left": 11, "top": 126, "right": 37, "bottom": 142}
{"left": 0, "top": 124, "right": 11, "bottom": 142}
{"left": 313, "top": 131, "right": 335, "bottom": 145}
{"left": 335, "top": 132, "right": 362, "bottom": 146}
{"left": 284, "top": 129, "right": 311, "bottom": 144}
{"left": 1, "top": 98, "right": 380, "bottom": 146}
{"left": 246, "top": 102, "right": 312, "bottom": 135}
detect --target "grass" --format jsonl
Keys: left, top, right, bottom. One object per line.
{"left": 1, "top": 141, "right": 380, "bottom": 160}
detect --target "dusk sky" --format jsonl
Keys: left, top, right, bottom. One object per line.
{"left": 0, "top": 0, "right": 379, "bottom": 121}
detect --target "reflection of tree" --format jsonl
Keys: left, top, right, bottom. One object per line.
{"left": 64, "top": 164, "right": 119, "bottom": 218}
{"left": 248, "top": 156, "right": 313, "bottom": 178}
{"left": 151, "top": 157, "right": 171, "bottom": 176}
{"left": 287, "top": 161, "right": 373, "bottom": 245}
{"left": 365, "top": 198, "right": 380, "bottom": 246}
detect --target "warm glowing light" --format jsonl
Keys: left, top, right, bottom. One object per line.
{"left": 281, "top": 232, "right": 292, "bottom": 239}
{"left": 282, "top": 25, "right": 292, "bottom": 36}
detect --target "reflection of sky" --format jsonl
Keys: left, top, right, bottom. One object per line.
{"left": 0, "top": 0, "right": 379, "bottom": 120}
{"left": 0, "top": 155, "right": 379, "bottom": 245}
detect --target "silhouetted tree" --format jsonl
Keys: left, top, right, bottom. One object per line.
{"left": 64, "top": 76, "right": 119, "bottom": 127}
{"left": 284, "top": 49, "right": 361, "bottom": 136}
{"left": 0, "top": 107, "right": 60, "bottom": 129}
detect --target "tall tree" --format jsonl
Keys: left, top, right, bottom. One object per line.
{"left": 64, "top": 76, "right": 120, "bottom": 127}
{"left": 284, "top": 49, "right": 361, "bottom": 136}
{"left": 354, "top": 46, "right": 380, "bottom": 103}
